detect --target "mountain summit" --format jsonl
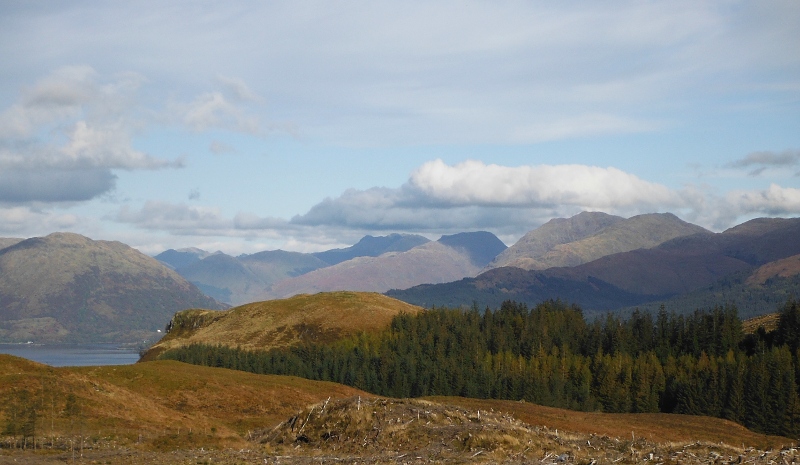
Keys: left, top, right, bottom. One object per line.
{"left": 0, "top": 232, "right": 223, "bottom": 343}
{"left": 488, "top": 212, "right": 709, "bottom": 270}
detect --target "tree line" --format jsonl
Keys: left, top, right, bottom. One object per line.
{"left": 161, "top": 299, "right": 800, "bottom": 438}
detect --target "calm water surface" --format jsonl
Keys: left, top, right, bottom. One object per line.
{"left": 0, "top": 343, "right": 140, "bottom": 367}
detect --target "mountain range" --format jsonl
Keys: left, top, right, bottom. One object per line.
{"left": 388, "top": 216, "right": 800, "bottom": 318}
{"left": 265, "top": 231, "right": 507, "bottom": 299}
{"left": 157, "top": 231, "right": 505, "bottom": 304}
{"left": 3, "top": 212, "right": 799, "bottom": 343}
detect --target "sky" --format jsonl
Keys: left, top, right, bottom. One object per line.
{"left": 0, "top": 1, "right": 798, "bottom": 255}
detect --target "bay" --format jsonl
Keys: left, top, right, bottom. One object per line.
{"left": 0, "top": 343, "right": 140, "bottom": 367}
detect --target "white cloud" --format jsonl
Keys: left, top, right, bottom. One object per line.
{"left": 292, "top": 159, "right": 688, "bottom": 233}
{"left": 409, "top": 160, "right": 682, "bottom": 209}
{"left": 0, "top": 67, "right": 271, "bottom": 203}
{"left": 0, "top": 67, "right": 182, "bottom": 202}
{"left": 111, "top": 159, "right": 800, "bottom": 252}
{"left": 728, "top": 184, "right": 800, "bottom": 215}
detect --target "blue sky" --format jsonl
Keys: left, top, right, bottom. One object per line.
{"left": 1, "top": 1, "right": 798, "bottom": 255}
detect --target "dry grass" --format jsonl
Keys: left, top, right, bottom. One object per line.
{"left": 743, "top": 312, "right": 780, "bottom": 334}
{"left": 1, "top": 356, "right": 797, "bottom": 464}
{"left": 255, "top": 396, "right": 796, "bottom": 464}
{"left": 79, "top": 360, "right": 369, "bottom": 435}
{"left": 0, "top": 355, "right": 368, "bottom": 451}
{"left": 141, "top": 291, "right": 422, "bottom": 360}
{"left": 427, "top": 397, "right": 791, "bottom": 450}
{"left": 745, "top": 253, "right": 800, "bottom": 286}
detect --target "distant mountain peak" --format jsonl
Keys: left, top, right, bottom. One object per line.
{"left": 312, "top": 233, "right": 430, "bottom": 266}
{"left": 437, "top": 231, "right": 507, "bottom": 268}
{"left": 487, "top": 211, "right": 707, "bottom": 271}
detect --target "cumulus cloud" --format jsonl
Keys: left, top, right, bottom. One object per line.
{"left": 112, "top": 160, "right": 800, "bottom": 250}
{"left": 291, "top": 160, "right": 690, "bottom": 233}
{"left": 409, "top": 160, "right": 682, "bottom": 208}
{"left": 0, "top": 67, "right": 269, "bottom": 203}
{"left": 0, "top": 67, "right": 182, "bottom": 203}
{"left": 727, "top": 184, "right": 800, "bottom": 215}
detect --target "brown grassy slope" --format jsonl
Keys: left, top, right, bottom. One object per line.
{"left": 429, "top": 397, "right": 789, "bottom": 450}
{"left": 75, "top": 360, "right": 369, "bottom": 436}
{"left": 141, "top": 291, "right": 422, "bottom": 360}
{"left": 0, "top": 355, "right": 368, "bottom": 449}
{"left": 743, "top": 312, "right": 781, "bottom": 334}
{"left": 0, "top": 355, "right": 235, "bottom": 447}
{"left": 746, "top": 253, "right": 800, "bottom": 285}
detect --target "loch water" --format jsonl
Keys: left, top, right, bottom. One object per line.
{"left": 0, "top": 343, "right": 140, "bottom": 367}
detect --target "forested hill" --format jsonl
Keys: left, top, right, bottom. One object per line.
{"left": 163, "top": 298, "right": 800, "bottom": 438}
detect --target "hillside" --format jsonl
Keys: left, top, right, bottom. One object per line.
{"left": 140, "top": 291, "right": 423, "bottom": 360}
{"left": 617, "top": 255, "right": 800, "bottom": 320}
{"left": 487, "top": 212, "right": 709, "bottom": 270}
{"left": 0, "top": 354, "right": 367, "bottom": 451}
{"left": 487, "top": 211, "right": 623, "bottom": 269}
{"left": 0, "top": 237, "right": 23, "bottom": 250}
{"left": 389, "top": 217, "right": 800, "bottom": 315}
{"left": 0, "top": 354, "right": 789, "bottom": 463}
{"left": 267, "top": 232, "right": 506, "bottom": 299}
{"left": 0, "top": 233, "right": 223, "bottom": 343}
{"left": 745, "top": 253, "right": 800, "bottom": 285}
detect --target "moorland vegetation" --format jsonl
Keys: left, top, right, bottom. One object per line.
{"left": 162, "top": 298, "right": 800, "bottom": 438}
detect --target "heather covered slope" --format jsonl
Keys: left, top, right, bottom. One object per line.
{"left": 267, "top": 232, "right": 506, "bottom": 299}
{"left": 0, "top": 233, "right": 223, "bottom": 343}
{"left": 140, "top": 291, "right": 423, "bottom": 361}
{"left": 389, "top": 217, "right": 800, "bottom": 314}
{"left": 487, "top": 212, "right": 709, "bottom": 271}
